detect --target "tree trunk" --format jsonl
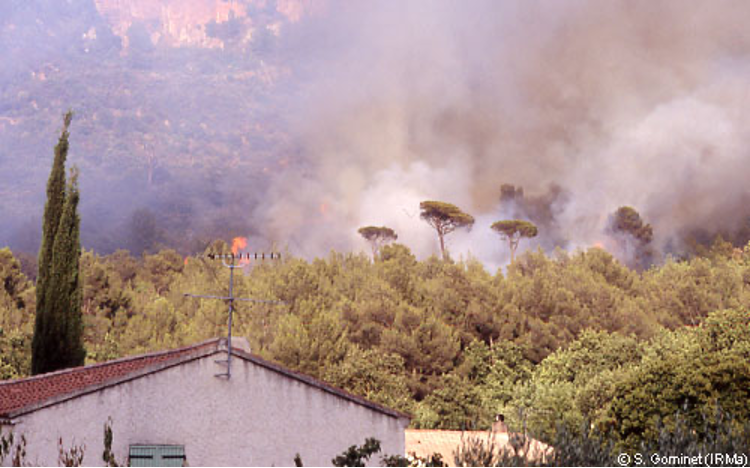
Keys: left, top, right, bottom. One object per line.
{"left": 439, "top": 231, "right": 447, "bottom": 260}
{"left": 509, "top": 237, "right": 519, "bottom": 264}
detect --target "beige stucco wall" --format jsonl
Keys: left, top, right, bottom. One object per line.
{"left": 3, "top": 353, "right": 407, "bottom": 466}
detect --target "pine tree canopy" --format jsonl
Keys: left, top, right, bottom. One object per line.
{"left": 419, "top": 201, "right": 475, "bottom": 233}
{"left": 490, "top": 220, "right": 538, "bottom": 240}
{"left": 358, "top": 226, "right": 398, "bottom": 242}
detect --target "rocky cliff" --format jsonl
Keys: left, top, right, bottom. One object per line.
{"left": 93, "top": 0, "right": 311, "bottom": 50}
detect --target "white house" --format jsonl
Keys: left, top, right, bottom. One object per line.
{"left": 0, "top": 338, "right": 410, "bottom": 466}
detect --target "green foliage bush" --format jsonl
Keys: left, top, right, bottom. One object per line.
{"left": 450, "top": 408, "right": 750, "bottom": 467}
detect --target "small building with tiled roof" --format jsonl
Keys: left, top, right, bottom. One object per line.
{"left": 405, "top": 425, "right": 552, "bottom": 466}
{"left": 0, "top": 338, "right": 410, "bottom": 466}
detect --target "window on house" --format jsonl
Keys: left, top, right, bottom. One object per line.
{"left": 129, "top": 445, "right": 186, "bottom": 467}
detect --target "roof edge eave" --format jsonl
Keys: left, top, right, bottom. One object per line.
{"left": 3, "top": 345, "right": 219, "bottom": 419}
{"left": 231, "top": 348, "right": 412, "bottom": 421}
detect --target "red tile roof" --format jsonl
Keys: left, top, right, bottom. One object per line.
{"left": 0, "top": 339, "right": 219, "bottom": 418}
{"left": 0, "top": 338, "right": 411, "bottom": 422}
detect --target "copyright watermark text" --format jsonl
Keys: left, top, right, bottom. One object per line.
{"left": 616, "top": 452, "right": 748, "bottom": 467}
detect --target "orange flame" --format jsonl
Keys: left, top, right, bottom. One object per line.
{"left": 184, "top": 257, "right": 189, "bottom": 266}
{"left": 592, "top": 241, "right": 607, "bottom": 250}
{"left": 231, "top": 236, "right": 248, "bottom": 255}
{"left": 232, "top": 236, "right": 250, "bottom": 266}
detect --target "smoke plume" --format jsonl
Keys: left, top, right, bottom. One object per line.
{"left": 3, "top": 1, "right": 750, "bottom": 269}
{"left": 257, "top": 0, "right": 750, "bottom": 268}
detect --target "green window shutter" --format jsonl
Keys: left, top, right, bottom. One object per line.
{"left": 129, "top": 445, "right": 185, "bottom": 467}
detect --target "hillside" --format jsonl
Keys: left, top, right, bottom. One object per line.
{"left": 0, "top": 0, "right": 309, "bottom": 253}
{"left": 3, "top": 1, "right": 750, "bottom": 266}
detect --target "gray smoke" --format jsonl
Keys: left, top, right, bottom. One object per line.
{"left": 4, "top": 1, "right": 750, "bottom": 268}
{"left": 257, "top": 0, "right": 750, "bottom": 268}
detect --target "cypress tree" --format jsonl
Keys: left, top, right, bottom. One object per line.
{"left": 31, "top": 112, "right": 85, "bottom": 374}
{"left": 50, "top": 168, "right": 85, "bottom": 368}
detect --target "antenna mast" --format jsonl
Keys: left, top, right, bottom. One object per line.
{"left": 184, "top": 252, "right": 283, "bottom": 379}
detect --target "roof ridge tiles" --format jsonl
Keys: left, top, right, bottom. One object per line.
{"left": 0, "top": 338, "right": 221, "bottom": 388}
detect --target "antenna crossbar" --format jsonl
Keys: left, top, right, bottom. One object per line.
{"left": 205, "top": 253, "right": 281, "bottom": 260}
{"left": 184, "top": 251, "right": 284, "bottom": 379}
{"left": 184, "top": 293, "right": 284, "bottom": 304}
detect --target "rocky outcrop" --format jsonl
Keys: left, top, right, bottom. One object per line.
{"left": 92, "top": 0, "right": 312, "bottom": 50}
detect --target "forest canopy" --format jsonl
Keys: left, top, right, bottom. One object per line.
{"left": 2, "top": 239, "right": 750, "bottom": 452}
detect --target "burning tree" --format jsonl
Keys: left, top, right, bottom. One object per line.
{"left": 491, "top": 220, "right": 538, "bottom": 264}
{"left": 607, "top": 206, "right": 654, "bottom": 269}
{"left": 499, "top": 183, "right": 524, "bottom": 206}
{"left": 608, "top": 206, "right": 653, "bottom": 244}
{"left": 419, "top": 201, "right": 475, "bottom": 260}
{"left": 358, "top": 226, "right": 398, "bottom": 257}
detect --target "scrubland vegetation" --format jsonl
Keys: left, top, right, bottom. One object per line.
{"left": 2, "top": 238, "right": 750, "bottom": 454}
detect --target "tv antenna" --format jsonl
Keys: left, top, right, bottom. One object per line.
{"left": 184, "top": 251, "right": 284, "bottom": 379}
